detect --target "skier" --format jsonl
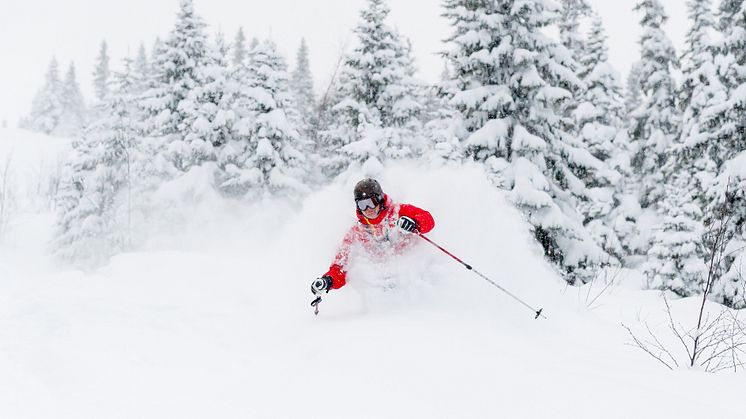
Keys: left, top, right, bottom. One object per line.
{"left": 311, "top": 178, "right": 435, "bottom": 296}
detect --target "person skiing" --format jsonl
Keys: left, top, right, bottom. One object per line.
{"left": 311, "top": 178, "right": 435, "bottom": 296}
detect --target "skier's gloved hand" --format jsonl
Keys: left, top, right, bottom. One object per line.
{"left": 397, "top": 216, "right": 418, "bottom": 233}
{"left": 311, "top": 276, "right": 333, "bottom": 295}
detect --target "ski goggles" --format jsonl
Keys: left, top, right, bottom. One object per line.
{"left": 356, "top": 197, "right": 380, "bottom": 211}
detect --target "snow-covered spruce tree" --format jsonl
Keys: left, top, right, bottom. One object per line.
{"left": 624, "top": 61, "right": 643, "bottom": 118}
{"left": 703, "top": 0, "right": 746, "bottom": 169}
{"left": 290, "top": 38, "right": 317, "bottom": 142}
{"left": 677, "top": 0, "right": 722, "bottom": 190}
{"left": 26, "top": 57, "right": 64, "bottom": 134}
{"left": 322, "top": 0, "right": 424, "bottom": 176}
{"left": 644, "top": 171, "right": 708, "bottom": 296}
{"left": 559, "top": 0, "right": 591, "bottom": 75}
{"left": 697, "top": 0, "right": 746, "bottom": 308}
{"left": 54, "top": 57, "right": 143, "bottom": 266}
{"left": 628, "top": 0, "right": 680, "bottom": 210}
{"left": 577, "top": 13, "right": 628, "bottom": 161}
{"left": 647, "top": 0, "right": 722, "bottom": 295}
{"left": 706, "top": 159, "right": 746, "bottom": 308}
{"left": 180, "top": 31, "right": 237, "bottom": 168}
{"left": 56, "top": 63, "right": 87, "bottom": 137}
{"left": 92, "top": 40, "right": 111, "bottom": 105}
{"left": 140, "top": 0, "right": 210, "bottom": 173}
{"left": 575, "top": 11, "right": 630, "bottom": 262}
{"left": 218, "top": 40, "right": 307, "bottom": 199}
{"left": 557, "top": 0, "right": 590, "bottom": 141}
{"left": 132, "top": 43, "right": 150, "bottom": 94}
{"left": 233, "top": 27, "right": 247, "bottom": 66}
{"left": 423, "top": 61, "right": 463, "bottom": 163}
{"left": 442, "top": 0, "right": 608, "bottom": 284}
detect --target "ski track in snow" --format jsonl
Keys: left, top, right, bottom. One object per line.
{"left": 0, "top": 129, "right": 743, "bottom": 418}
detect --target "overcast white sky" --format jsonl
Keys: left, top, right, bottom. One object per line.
{"left": 0, "top": 0, "right": 688, "bottom": 126}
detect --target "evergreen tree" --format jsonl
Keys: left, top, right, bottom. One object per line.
{"left": 54, "top": 57, "right": 143, "bottom": 266}
{"left": 219, "top": 40, "right": 307, "bottom": 199}
{"left": 628, "top": 0, "right": 680, "bottom": 209}
{"left": 150, "top": 37, "right": 163, "bottom": 74}
{"left": 92, "top": 40, "right": 111, "bottom": 104}
{"left": 624, "top": 61, "right": 643, "bottom": 117}
{"left": 290, "top": 38, "right": 317, "bottom": 141}
{"left": 575, "top": 11, "right": 629, "bottom": 262}
{"left": 180, "top": 31, "right": 237, "bottom": 169}
{"left": 233, "top": 27, "right": 247, "bottom": 66}
{"left": 644, "top": 171, "right": 708, "bottom": 295}
{"left": 577, "top": 13, "right": 627, "bottom": 160}
{"left": 27, "top": 57, "right": 64, "bottom": 134}
{"left": 442, "top": 0, "right": 608, "bottom": 284}
{"left": 133, "top": 43, "right": 150, "bottom": 94}
{"left": 140, "top": 0, "right": 210, "bottom": 172}
{"left": 705, "top": 0, "right": 746, "bottom": 167}
{"left": 674, "top": 0, "right": 720, "bottom": 205}
{"left": 56, "top": 62, "right": 87, "bottom": 137}
{"left": 559, "top": 0, "right": 592, "bottom": 74}
{"left": 424, "top": 61, "right": 462, "bottom": 163}
{"left": 322, "top": 0, "right": 424, "bottom": 176}
{"left": 700, "top": 0, "right": 746, "bottom": 308}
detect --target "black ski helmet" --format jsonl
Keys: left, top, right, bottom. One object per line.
{"left": 354, "top": 178, "right": 384, "bottom": 204}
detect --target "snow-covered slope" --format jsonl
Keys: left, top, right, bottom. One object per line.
{"left": 0, "top": 129, "right": 742, "bottom": 418}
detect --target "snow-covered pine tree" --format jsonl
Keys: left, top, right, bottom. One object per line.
{"left": 290, "top": 38, "right": 317, "bottom": 142}
{"left": 322, "top": 0, "right": 424, "bottom": 176}
{"left": 27, "top": 57, "right": 64, "bottom": 134}
{"left": 132, "top": 43, "right": 150, "bottom": 94}
{"left": 699, "top": 0, "right": 746, "bottom": 308}
{"left": 577, "top": 13, "right": 627, "bottom": 161}
{"left": 140, "top": 0, "right": 210, "bottom": 173}
{"left": 575, "top": 11, "right": 629, "bottom": 262}
{"left": 442, "top": 0, "right": 608, "bottom": 284}
{"left": 644, "top": 171, "right": 708, "bottom": 296}
{"left": 706, "top": 159, "right": 746, "bottom": 308}
{"left": 559, "top": 0, "right": 591, "bottom": 76}
{"left": 628, "top": 0, "right": 680, "bottom": 210}
{"left": 219, "top": 40, "right": 307, "bottom": 199}
{"left": 233, "top": 27, "right": 247, "bottom": 66}
{"left": 55, "top": 62, "right": 87, "bottom": 137}
{"left": 92, "top": 40, "right": 111, "bottom": 104}
{"left": 150, "top": 37, "right": 163, "bottom": 73}
{"left": 180, "top": 31, "right": 236, "bottom": 169}
{"left": 557, "top": 0, "right": 591, "bottom": 145}
{"left": 703, "top": 0, "right": 746, "bottom": 168}
{"left": 54, "top": 57, "right": 143, "bottom": 266}
{"left": 675, "top": 0, "right": 720, "bottom": 196}
{"left": 648, "top": 0, "right": 722, "bottom": 296}
{"left": 624, "top": 61, "right": 643, "bottom": 117}
{"left": 423, "top": 61, "right": 462, "bottom": 163}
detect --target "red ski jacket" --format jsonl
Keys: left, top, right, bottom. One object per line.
{"left": 323, "top": 194, "right": 435, "bottom": 289}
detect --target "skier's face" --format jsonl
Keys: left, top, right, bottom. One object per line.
{"left": 356, "top": 196, "right": 382, "bottom": 219}
{"left": 362, "top": 204, "right": 381, "bottom": 219}
{"left": 357, "top": 197, "right": 382, "bottom": 219}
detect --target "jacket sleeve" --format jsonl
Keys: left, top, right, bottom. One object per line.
{"left": 323, "top": 264, "right": 347, "bottom": 289}
{"left": 399, "top": 204, "right": 435, "bottom": 234}
{"left": 323, "top": 226, "right": 356, "bottom": 289}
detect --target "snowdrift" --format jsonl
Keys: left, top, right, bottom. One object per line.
{"left": 0, "top": 129, "right": 742, "bottom": 419}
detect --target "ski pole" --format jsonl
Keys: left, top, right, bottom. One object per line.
{"left": 416, "top": 232, "right": 546, "bottom": 320}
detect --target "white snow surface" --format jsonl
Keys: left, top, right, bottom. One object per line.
{"left": 0, "top": 128, "right": 743, "bottom": 418}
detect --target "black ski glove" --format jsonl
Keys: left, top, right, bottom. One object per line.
{"left": 397, "top": 216, "right": 418, "bottom": 233}
{"left": 311, "top": 276, "right": 333, "bottom": 295}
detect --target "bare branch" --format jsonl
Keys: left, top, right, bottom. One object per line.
{"left": 623, "top": 322, "right": 676, "bottom": 370}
